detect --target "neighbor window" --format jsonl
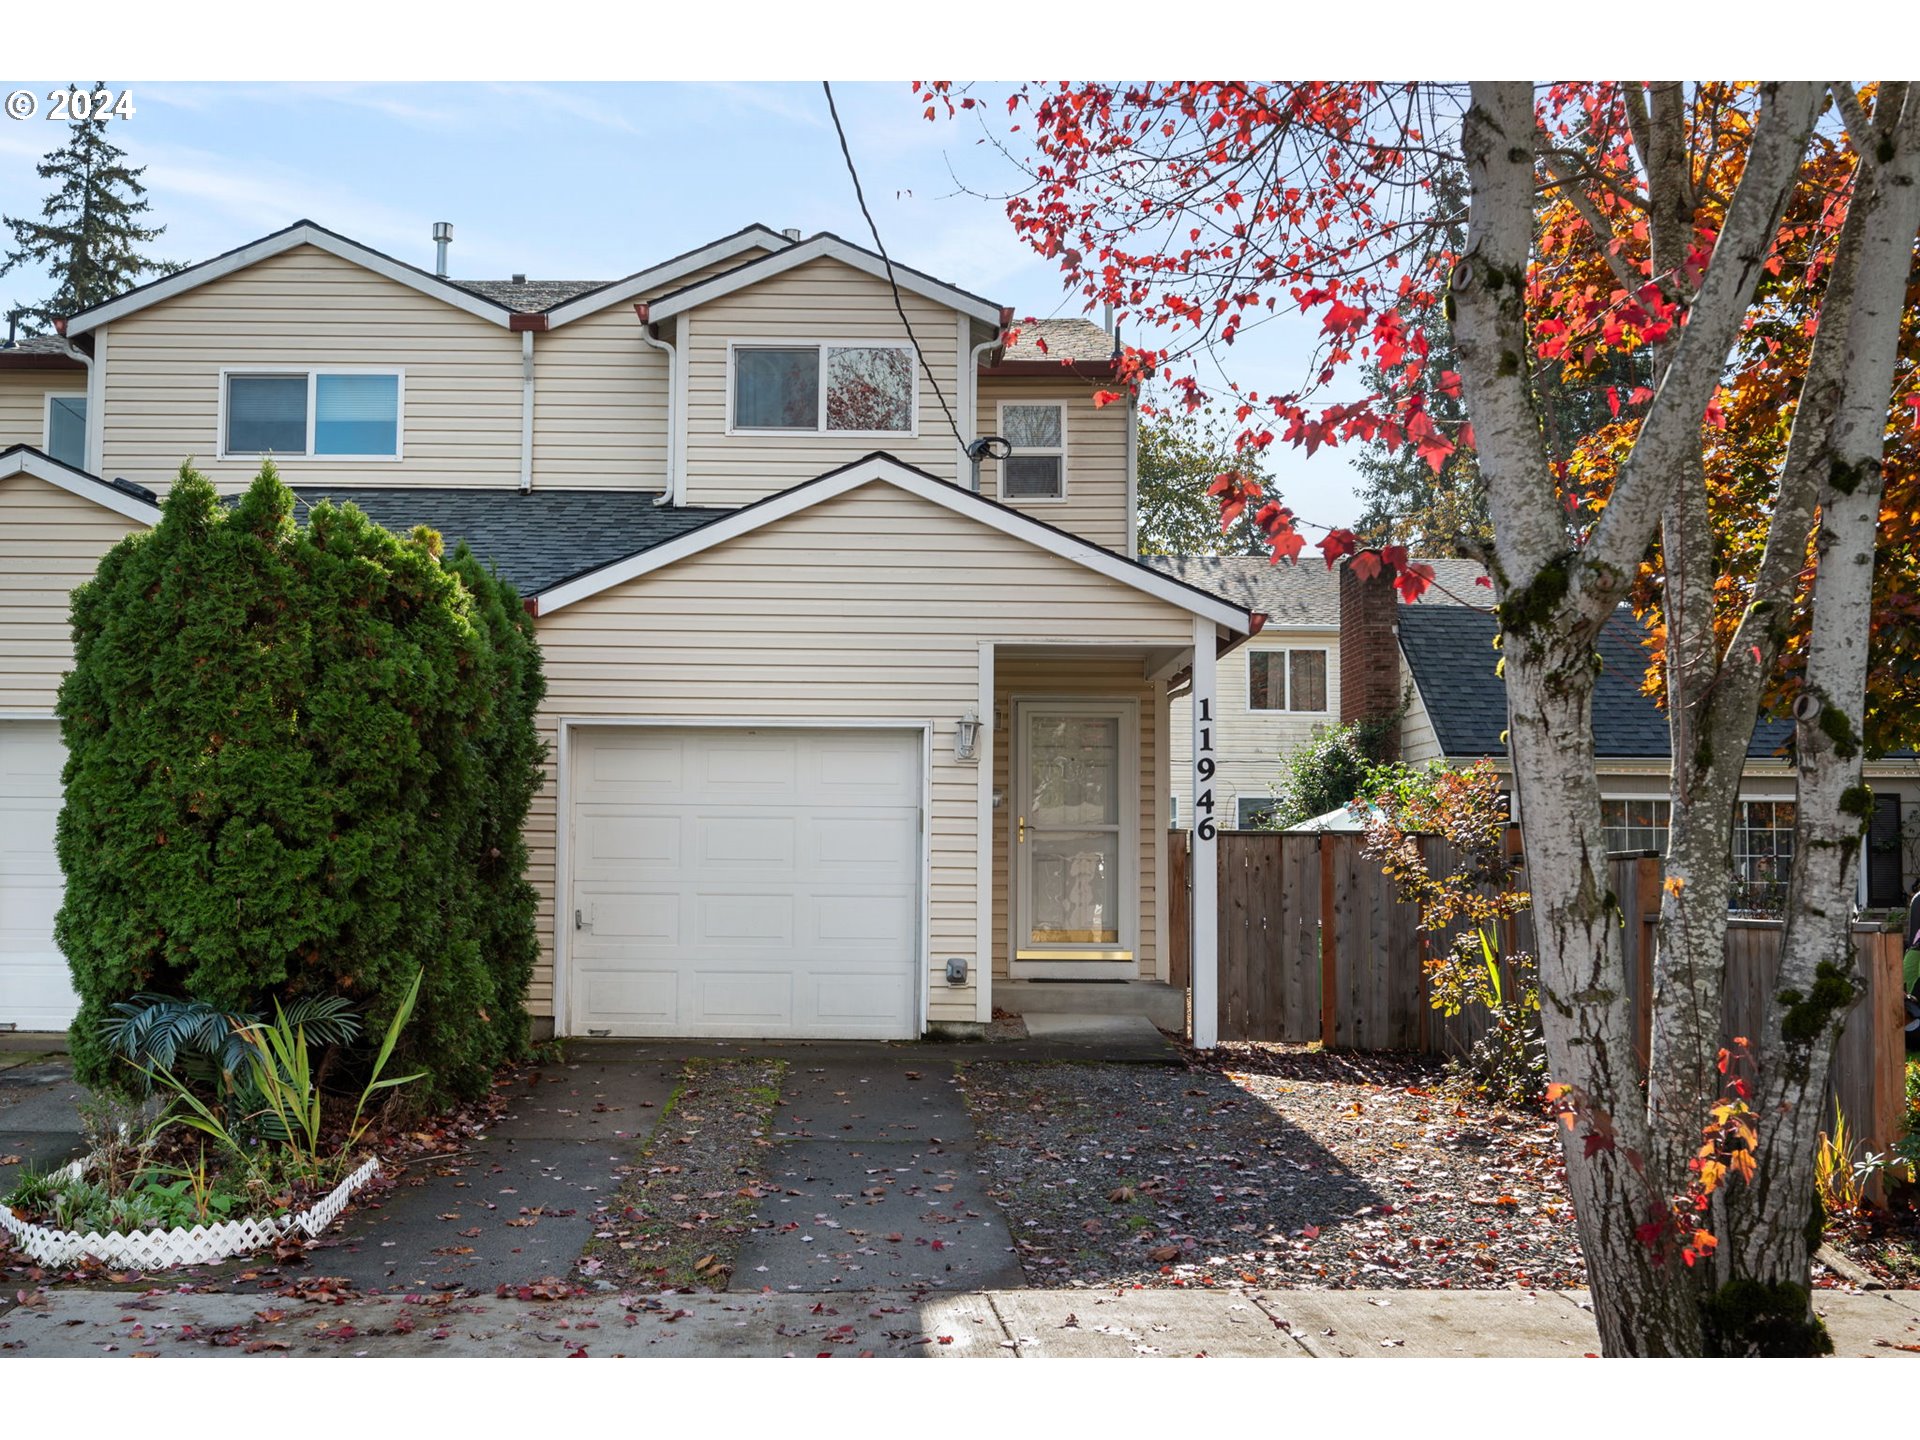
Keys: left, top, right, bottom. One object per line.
{"left": 1237, "top": 797, "right": 1279, "bottom": 829}
{"left": 1000, "top": 402, "right": 1065, "bottom": 499}
{"left": 44, "top": 393, "right": 86, "bottom": 469}
{"left": 1602, "top": 798, "right": 1671, "bottom": 855}
{"left": 223, "top": 371, "right": 402, "bottom": 458}
{"left": 731, "top": 343, "right": 914, "bottom": 435}
{"left": 1733, "top": 799, "right": 1796, "bottom": 912}
{"left": 1248, "top": 648, "right": 1329, "bottom": 713}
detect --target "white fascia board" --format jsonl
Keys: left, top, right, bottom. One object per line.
{"left": 542, "top": 226, "right": 795, "bottom": 329}
{"left": 66, "top": 223, "right": 516, "bottom": 334}
{"left": 646, "top": 236, "right": 1004, "bottom": 327}
{"left": 532, "top": 454, "right": 1254, "bottom": 632}
{"left": 0, "top": 448, "right": 160, "bottom": 525}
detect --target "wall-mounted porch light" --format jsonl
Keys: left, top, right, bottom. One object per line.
{"left": 955, "top": 710, "right": 981, "bottom": 762}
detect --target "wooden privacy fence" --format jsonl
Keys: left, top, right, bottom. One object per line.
{"left": 1170, "top": 829, "right": 1908, "bottom": 1156}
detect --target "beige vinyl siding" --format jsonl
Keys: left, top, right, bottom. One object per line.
{"left": 1400, "top": 652, "right": 1444, "bottom": 764}
{"left": 98, "top": 245, "right": 525, "bottom": 493}
{"left": 0, "top": 371, "right": 80, "bottom": 454}
{"left": 1168, "top": 629, "right": 1341, "bottom": 826}
{"left": 977, "top": 377, "right": 1130, "bottom": 551}
{"left": 0, "top": 472, "right": 141, "bottom": 711}
{"left": 531, "top": 252, "right": 766, "bottom": 489}
{"left": 680, "top": 258, "right": 962, "bottom": 503}
{"left": 528, "top": 480, "right": 1198, "bottom": 1025}
{"left": 990, "top": 654, "right": 1165, "bottom": 981}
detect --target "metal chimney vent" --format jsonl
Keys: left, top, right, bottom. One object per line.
{"left": 511, "top": 273, "right": 526, "bottom": 284}
{"left": 781, "top": 227, "right": 802, "bottom": 242}
{"left": 432, "top": 221, "right": 454, "bottom": 278}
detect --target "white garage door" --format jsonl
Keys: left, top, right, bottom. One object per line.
{"left": 0, "top": 720, "right": 78, "bottom": 1032}
{"left": 568, "top": 727, "right": 923, "bottom": 1039}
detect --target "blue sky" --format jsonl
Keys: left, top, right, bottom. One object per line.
{"left": 0, "top": 80, "right": 1368, "bottom": 526}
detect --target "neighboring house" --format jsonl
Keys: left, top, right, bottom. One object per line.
{"left": 1149, "top": 555, "right": 1483, "bottom": 828}
{"left": 1393, "top": 597, "right": 1920, "bottom": 910}
{"left": 0, "top": 218, "right": 1250, "bottom": 1044}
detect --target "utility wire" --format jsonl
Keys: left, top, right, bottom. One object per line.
{"left": 822, "top": 81, "right": 968, "bottom": 451}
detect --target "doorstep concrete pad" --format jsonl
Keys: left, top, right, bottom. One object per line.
{"left": 734, "top": 1138, "right": 1023, "bottom": 1293}
{"left": 988, "top": 1287, "right": 1309, "bottom": 1357}
{"left": 0, "top": 1059, "right": 89, "bottom": 1171}
{"left": 1017, "top": 1013, "right": 1177, "bottom": 1058}
{"left": 1261, "top": 1289, "right": 1602, "bottom": 1357}
{"left": 1816, "top": 1290, "right": 1920, "bottom": 1357}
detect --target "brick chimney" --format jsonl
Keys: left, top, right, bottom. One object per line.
{"left": 1339, "top": 561, "right": 1401, "bottom": 758}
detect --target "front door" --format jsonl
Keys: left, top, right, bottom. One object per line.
{"left": 1012, "top": 700, "right": 1137, "bottom": 978}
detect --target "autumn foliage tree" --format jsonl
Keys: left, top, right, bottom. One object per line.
{"left": 920, "top": 79, "right": 1920, "bottom": 1356}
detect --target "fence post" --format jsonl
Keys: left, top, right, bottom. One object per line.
{"left": 1319, "top": 832, "right": 1337, "bottom": 1047}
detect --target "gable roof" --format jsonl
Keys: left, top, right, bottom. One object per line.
{"left": 269, "top": 487, "right": 729, "bottom": 596}
{"left": 1398, "top": 604, "right": 1796, "bottom": 761}
{"left": 532, "top": 452, "right": 1256, "bottom": 630}
{"left": 1146, "top": 554, "right": 1487, "bottom": 629}
{"left": 63, "top": 220, "right": 793, "bottom": 337}
{"left": 644, "top": 233, "right": 1005, "bottom": 327}
{"left": 0, "top": 445, "right": 162, "bottom": 524}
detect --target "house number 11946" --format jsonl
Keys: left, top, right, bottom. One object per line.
{"left": 1194, "top": 697, "right": 1217, "bottom": 841}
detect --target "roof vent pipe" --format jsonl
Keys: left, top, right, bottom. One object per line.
{"left": 782, "top": 227, "right": 802, "bottom": 242}
{"left": 432, "top": 222, "right": 453, "bottom": 278}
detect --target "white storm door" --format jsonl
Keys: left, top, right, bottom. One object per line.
{"left": 568, "top": 726, "right": 922, "bottom": 1039}
{"left": 1012, "top": 701, "right": 1137, "bottom": 977}
{"left": 0, "top": 720, "right": 78, "bottom": 1031}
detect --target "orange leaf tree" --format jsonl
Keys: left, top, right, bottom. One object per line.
{"left": 921, "top": 79, "right": 1920, "bottom": 1356}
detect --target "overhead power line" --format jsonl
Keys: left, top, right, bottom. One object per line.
{"left": 822, "top": 81, "right": 967, "bottom": 451}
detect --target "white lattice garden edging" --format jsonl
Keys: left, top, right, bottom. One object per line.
{"left": 0, "top": 1155, "right": 381, "bottom": 1269}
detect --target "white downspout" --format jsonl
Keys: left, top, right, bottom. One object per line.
{"left": 55, "top": 330, "right": 97, "bottom": 472}
{"left": 519, "top": 329, "right": 535, "bottom": 493}
{"left": 963, "top": 310, "right": 1009, "bottom": 493}
{"left": 636, "top": 303, "right": 679, "bottom": 507}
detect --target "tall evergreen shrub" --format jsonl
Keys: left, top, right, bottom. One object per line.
{"left": 56, "top": 464, "right": 546, "bottom": 1102}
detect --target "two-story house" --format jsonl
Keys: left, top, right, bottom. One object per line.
{"left": 0, "top": 219, "right": 1254, "bottom": 1044}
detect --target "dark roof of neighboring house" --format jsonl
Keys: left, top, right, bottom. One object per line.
{"left": 1145, "top": 554, "right": 1486, "bottom": 628}
{"left": 0, "top": 333, "right": 83, "bottom": 368}
{"left": 1399, "top": 603, "right": 1798, "bottom": 760}
{"left": 1003, "top": 319, "right": 1115, "bottom": 364}
{"left": 270, "top": 487, "right": 732, "bottom": 596}
{"left": 450, "top": 279, "right": 609, "bottom": 311}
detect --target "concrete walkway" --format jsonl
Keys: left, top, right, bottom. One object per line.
{"left": 3, "top": 1283, "right": 1917, "bottom": 1357}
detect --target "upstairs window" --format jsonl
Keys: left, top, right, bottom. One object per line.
{"left": 44, "top": 393, "right": 87, "bottom": 469}
{"left": 999, "top": 401, "right": 1065, "bottom": 500}
{"left": 222, "top": 370, "right": 402, "bottom": 459}
{"left": 1602, "top": 798, "right": 1671, "bottom": 855}
{"left": 1247, "top": 648, "right": 1329, "bottom": 713}
{"left": 730, "top": 343, "right": 915, "bottom": 435}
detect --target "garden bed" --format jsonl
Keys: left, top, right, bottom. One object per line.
{"left": 0, "top": 1154, "right": 381, "bottom": 1269}
{"left": 960, "top": 1045, "right": 1585, "bottom": 1290}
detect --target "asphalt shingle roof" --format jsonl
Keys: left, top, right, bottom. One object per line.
{"left": 1003, "top": 319, "right": 1116, "bottom": 363}
{"left": 2, "top": 333, "right": 73, "bottom": 355}
{"left": 449, "top": 279, "right": 609, "bottom": 312}
{"left": 274, "top": 487, "right": 729, "bottom": 596}
{"left": 1399, "top": 603, "right": 1797, "bottom": 760}
{"left": 1145, "top": 554, "right": 1486, "bottom": 628}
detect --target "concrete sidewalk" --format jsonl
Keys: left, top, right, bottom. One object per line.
{"left": 3, "top": 1284, "right": 1917, "bottom": 1357}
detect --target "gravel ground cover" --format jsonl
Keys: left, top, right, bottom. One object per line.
{"left": 960, "top": 1044, "right": 1585, "bottom": 1290}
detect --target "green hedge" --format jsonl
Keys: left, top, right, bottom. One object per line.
{"left": 55, "top": 464, "right": 546, "bottom": 1102}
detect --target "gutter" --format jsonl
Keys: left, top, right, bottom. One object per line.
{"left": 634, "top": 302, "right": 679, "bottom": 506}
{"left": 516, "top": 326, "right": 537, "bottom": 492}
{"left": 49, "top": 323, "right": 97, "bottom": 472}
{"left": 962, "top": 306, "right": 1012, "bottom": 493}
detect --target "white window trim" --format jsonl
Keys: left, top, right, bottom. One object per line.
{"left": 41, "top": 391, "right": 87, "bottom": 467}
{"left": 996, "top": 399, "right": 1069, "bottom": 504}
{"left": 1246, "top": 645, "right": 1330, "bottom": 715}
{"left": 1600, "top": 794, "right": 1673, "bottom": 852}
{"left": 724, "top": 339, "right": 919, "bottom": 440}
{"left": 217, "top": 366, "right": 407, "bottom": 463}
